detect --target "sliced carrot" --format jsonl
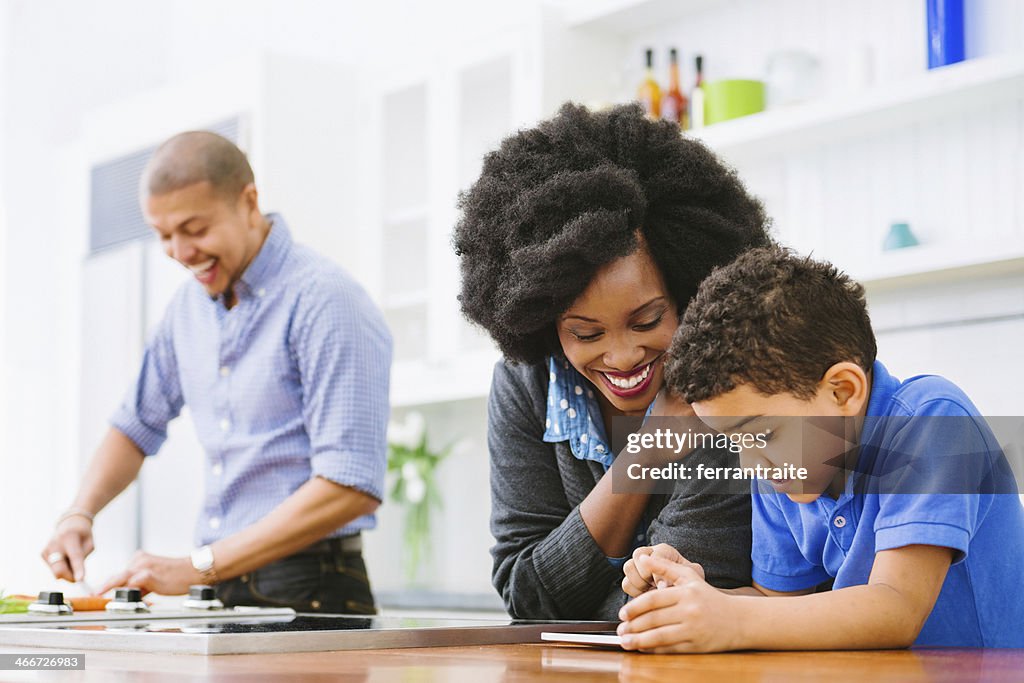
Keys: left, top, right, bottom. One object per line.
{"left": 68, "top": 596, "right": 111, "bottom": 612}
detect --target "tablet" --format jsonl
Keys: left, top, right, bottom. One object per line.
{"left": 540, "top": 630, "right": 623, "bottom": 648}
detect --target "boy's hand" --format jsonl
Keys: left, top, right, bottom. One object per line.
{"left": 621, "top": 544, "right": 704, "bottom": 597}
{"left": 618, "top": 554, "right": 736, "bottom": 653}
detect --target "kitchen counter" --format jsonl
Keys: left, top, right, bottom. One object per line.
{"left": 3, "top": 643, "right": 1023, "bottom": 681}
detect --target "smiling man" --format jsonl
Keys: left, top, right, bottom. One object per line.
{"left": 41, "top": 131, "right": 392, "bottom": 613}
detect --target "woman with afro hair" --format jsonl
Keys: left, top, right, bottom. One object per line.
{"left": 454, "top": 103, "right": 772, "bottom": 620}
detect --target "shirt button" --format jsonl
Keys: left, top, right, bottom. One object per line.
{"left": 219, "top": 418, "right": 230, "bottom": 432}
{"left": 257, "top": 288, "right": 266, "bottom": 297}
{"left": 310, "top": 600, "right": 321, "bottom": 610}
{"left": 219, "top": 366, "right": 230, "bottom": 377}
{"left": 211, "top": 463, "right": 223, "bottom": 476}
{"left": 209, "top": 517, "right": 221, "bottom": 530}
{"left": 834, "top": 516, "right": 847, "bottom": 528}
{"left": 596, "top": 445, "right": 606, "bottom": 453}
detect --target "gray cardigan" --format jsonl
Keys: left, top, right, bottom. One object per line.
{"left": 488, "top": 359, "right": 752, "bottom": 620}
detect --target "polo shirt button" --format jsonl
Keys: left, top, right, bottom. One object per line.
{"left": 209, "top": 517, "right": 221, "bottom": 530}
{"left": 834, "top": 515, "right": 847, "bottom": 528}
{"left": 220, "top": 419, "right": 230, "bottom": 432}
{"left": 211, "top": 463, "right": 223, "bottom": 476}
{"left": 257, "top": 288, "right": 266, "bottom": 297}
{"left": 220, "top": 366, "right": 230, "bottom": 377}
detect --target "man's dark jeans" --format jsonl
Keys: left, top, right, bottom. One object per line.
{"left": 215, "top": 536, "right": 376, "bottom": 614}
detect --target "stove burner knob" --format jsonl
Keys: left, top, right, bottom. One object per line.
{"left": 114, "top": 588, "right": 143, "bottom": 603}
{"left": 29, "top": 591, "right": 72, "bottom": 615}
{"left": 189, "top": 585, "right": 217, "bottom": 602}
{"left": 38, "top": 591, "right": 65, "bottom": 606}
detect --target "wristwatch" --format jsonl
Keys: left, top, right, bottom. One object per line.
{"left": 190, "top": 545, "right": 219, "bottom": 584}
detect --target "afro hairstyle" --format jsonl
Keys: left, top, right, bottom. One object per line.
{"left": 453, "top": 102, "right": 772, "bottom": 364}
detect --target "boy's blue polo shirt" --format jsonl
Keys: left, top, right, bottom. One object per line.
{"left": 751, "top": 361, "right": 1024, "bottom": 647}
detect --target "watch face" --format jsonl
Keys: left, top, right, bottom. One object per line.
{"left": 191, "top": 547, "right": 214, "bottom": 571}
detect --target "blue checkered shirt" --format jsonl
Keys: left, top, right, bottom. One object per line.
{"left": 111, "top": 214, "right": 392, "bottom": 546}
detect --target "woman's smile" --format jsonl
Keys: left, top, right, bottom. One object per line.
{"left": 594, "top": 355, "right": 663, "bottom": 398}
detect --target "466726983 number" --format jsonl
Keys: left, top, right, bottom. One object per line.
{"left": 0, "top": 654, "right": 85, "bottom": 670}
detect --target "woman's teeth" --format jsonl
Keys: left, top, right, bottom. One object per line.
{"left": 602, "top": 363, "right": 652, "bottom": 390}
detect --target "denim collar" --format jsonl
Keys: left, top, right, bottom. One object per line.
{"left": 542, "top": 356, "right": 614, "bottom": 468}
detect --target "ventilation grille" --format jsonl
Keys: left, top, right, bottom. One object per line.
{"left": 89, "top": 117, "right": 241, "bottom": 254}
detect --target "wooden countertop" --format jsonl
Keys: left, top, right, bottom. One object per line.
{"left": 4, "top": 643, "right": 1024, "bottom": 681}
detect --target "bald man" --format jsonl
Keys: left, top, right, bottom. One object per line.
{"left": 41, "top": 132, "right": 392, "bottom": 613}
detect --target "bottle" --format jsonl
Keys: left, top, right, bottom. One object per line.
{"left": 661, "top": 48, "right": 689, "bottom": 129}
{"left": 637, "top": 48, "right": 661, "bottom": 119}
{"left": 689, "top": 54, "right": 705, "bottom": 129}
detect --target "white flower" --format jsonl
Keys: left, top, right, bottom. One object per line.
{"left": 388, "top": 411, "right": 427, "bottom": 449}
{"left": 402, "top": 462, "right": 419, "bottom": 481}
{"left": 401, "top": 471, "right": 425, "bottom": 501}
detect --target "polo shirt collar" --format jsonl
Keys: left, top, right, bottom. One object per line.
{"left": 865, "top": 360, "right": 900, "bottom": 417}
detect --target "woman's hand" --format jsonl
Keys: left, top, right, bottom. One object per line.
{"left": 647, "top": 387, "right": 695, "bottom": 419}
{"left": 621, "top": 543, "right": 704, "bottom": 597}
{"left": 627, "top": 388, "right": 704, "bottom": 467}
{"left": 618, "top": 554, "right": 738, "bottom": 653}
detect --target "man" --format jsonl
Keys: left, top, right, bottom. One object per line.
{"left": 40, "top": 131, "right": 392, "bottom": 613}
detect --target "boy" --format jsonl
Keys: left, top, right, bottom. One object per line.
{"left": 618, "top": 247, "right": 1024, "bottom": 651}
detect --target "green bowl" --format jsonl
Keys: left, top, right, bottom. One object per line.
{"left": 703, "top": 79, "right": 765, "bottom": 125}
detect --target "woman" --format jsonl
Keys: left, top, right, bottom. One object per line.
{"left": 454, "top": 103, "right": 772, "bottom": 620}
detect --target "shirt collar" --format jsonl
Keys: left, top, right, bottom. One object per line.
{"left": 234, "top": 213, "right": 292, "bottom": 298}
{"left": 542, "top": 355, "right": 614, "bottom": 468}
{"left": 839, "top": 360, "right": 900, "bottom": 499}
{"left": 865, "top": 360, "right": 899, "bottom": 417}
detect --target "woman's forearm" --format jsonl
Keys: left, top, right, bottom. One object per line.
{"left": 579, "top": 470, "right": 653, "bottom": 557}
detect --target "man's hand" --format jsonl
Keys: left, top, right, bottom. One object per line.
{"left": 98, "top": 552, "right": 202, "bottom": 597}
{"left": 41, "top": 517, "right": 95, "bottom": 583}
{"left": 621, "top": 543, "right": 705, "bottom": 598}
{"left": 618, "top": 554, "right": 737, "bottom": 653}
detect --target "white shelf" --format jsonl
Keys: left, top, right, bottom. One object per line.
{"left": 390, "top": 348, "right": 501, "bottom": 407}
{"left": 690, "top": 55, "right": 1024, "bottom": 158}
{"left": 853, "top": 240, "right": 1024, "bottom": 292}
{"left": 558, "top": 0, "right": 723, "bottom": 34}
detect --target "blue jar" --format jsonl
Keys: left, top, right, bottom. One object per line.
{"left": 926, "top": 0, "right": 965, "bottom": 69}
